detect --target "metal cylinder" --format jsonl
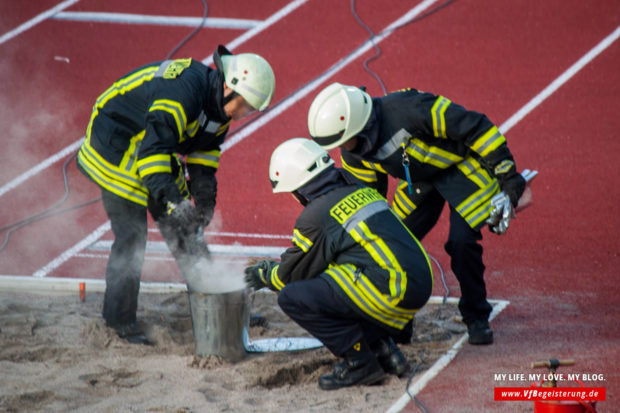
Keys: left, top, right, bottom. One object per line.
{"left": 188, "top": 287, "right": 249, "bottom": 362}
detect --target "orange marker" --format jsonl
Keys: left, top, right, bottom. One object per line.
{"left": 79, "top": 282, "right": 85, "bottom": 302}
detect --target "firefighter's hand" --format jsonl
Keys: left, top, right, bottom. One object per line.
{"left": 244, "top": 260, "right": 278, "bottom": 290}
{"left": 486, "top": 192, "right": 513, "bottom": 235}
{"left": 196, "top": 204, "right": 214, "bottom": 228}
{"left": 166, "top": 199, "right": 200, "bottom": 232}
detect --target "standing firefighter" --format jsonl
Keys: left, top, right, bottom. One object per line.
{"left": 244, "top": 138, "right": 433, "bottom": 390}
{"left": 308, "top": 83, "right": 527, "bottom": 345}
{"left": 77, "top": 45, "right": 275, "bottom": 344}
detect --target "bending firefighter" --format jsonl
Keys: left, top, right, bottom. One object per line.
{"left": 244, "top": 138, "right": 433, "bottom": 390}
{"left": 308, "top": 83, "right": 528, "bottom": 345}
{"left": 77, "top": 45, "right": 275, "bottom": 344}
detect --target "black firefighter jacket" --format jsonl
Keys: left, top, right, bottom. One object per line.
{"left": 77, "top": 58, "right": 230, "bottom": 209}
{"left": 341, "top": 88, "right": 515, "bottom": 230}
{"left": 264, "top": 177, "right": 433, "bottom": 332}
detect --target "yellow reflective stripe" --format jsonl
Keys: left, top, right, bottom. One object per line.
{"left": 361, "top": 160, "right": 387, "bottom": 174}
{"left": 186, "top": 150, "right": 220, "bottom": 169}
{"left": 471, "top": 126, "right": 506, "bottom": 157}
{"left": 393, "top": 186, "right": 416, "bottom": 219}
{"left": 77, "top": 146, "right": 149, "bottom": 205}
{"left": 292, "top": 229, "right": 313, "bottom": 253}
{"left": 388, "top": 209, "right": 434, "bottom": 291}
{"left": 456, "top": 157, "right": 493, "bottom": 188}
{"left": 405, "top": 138, "right": 463, "bottom": 169}
{"left": 119, "top": 131, "right": 145, "bottom": 172}
{"left": 216, "top": 120, "right": 230, "bottom": 136}
{"left": 351, "top": 222, "right": 406, "bottom": 299}
{"left": 186, "top": 119, "right": 200, "bottom": 138}
{"left": 95, "top": 66, "right": 159, "bottom": 110}
{"left": 270, "top": 265, "right": 285, "bottom": 291}
{"left": 325, "top": 265, "right": 412, "bottom": 329}
{"left": 149, "top": 99, "right": 187, "bottom": 139}
{"left": 457, "top": 180, "right": 500, "bottom": 227}
{"left": 136, "top": 154, "right": 172, "bottom": 177}
{"left": 342, "top": 157, "right": 377, "bottom": 182}
{"left": 431, "top": 96, "right": 451, "bottom": 138}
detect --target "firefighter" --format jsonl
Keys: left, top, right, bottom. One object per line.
{"left": 307, "top": 83, "right": 527, "bottom": 345}
{"left": 77, "top": 45, "right": 275, "bottom": 344}
{"left": 244, "top": 138, "right": 433, "bottom": 390}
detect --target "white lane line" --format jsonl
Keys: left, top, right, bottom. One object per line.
{"left": 201, "top": 0, "right": 308, "bottom": 66}
{"left": 219, "top": 0, "right": 441, "bottom": 152}
{"left": 52, "top": 11, "right": 260, "bottom": 30}
{"left": 0, "top": 0, "right": 81, "bottom": 45}
{"left": 146, "top": 228, "right": 290, "bottom": 239}
{"left": 0, "top": 138, "right": 83, "bottom": 198}
{"left": 88, "top": 240, "right": 285, "bottom": 258}
{"left": 33, "top": 221, "right": 110, "bottom": 277}
{"left": 387, "top": 298, "right": 510, "bottom": 413}
{"left": 500, "top": 25, "right": 620, "bottom": 133}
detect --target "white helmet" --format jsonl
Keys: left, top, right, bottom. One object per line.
{"left": 214, "top": 45, "right": 275, "bottom": 111}
{"left": 269, "top": 138, "right": 334, "bottom": 193}
{"left": 307, "top": 82, "right": 372, "bottom": 150}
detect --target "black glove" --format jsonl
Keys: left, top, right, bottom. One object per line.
{"left": 165, "top": 199, "right": 201, "bottom": 233}
{"left": 189, "top": 174, "right": 217, "bottom": 228}
{"left": 244, "top": 260, "right": 278, "bottom": 290}
{"left": 493, "top": 159, "right": 526, "bottom": 207}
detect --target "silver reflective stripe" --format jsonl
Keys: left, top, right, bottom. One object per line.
{"left": 475, "top": 129, "right": 503, "bottom": 155}
{"left": 155, "top": 60, "right": 174, "bottom": 78}
{"left": 342, "top": 201, "right": 389, "bottom": 232}
{"left": 352, "top": 229, "right": 403, "bottom": 299}
{"left": 205, "top": 120, "right": 221, "bottom": 133}
{"left": 197, "top": 111, "right": 207, "bottom": 127}
{"left": 460, "top": 158, "right": 490, "bottom": 186}
{"left": 376, "top": 128, "right": 411, "bottom": 160}
{"left": 238, "top": 82, "right": 268, "bottom": 103}
{"left": 457, "top": 181, "right": 499, "bottom": 218}
{"left": 124, "top": 140, "right": 142, "bottom": 172}
{"left": 188, "top": 151, "right": 220, "bottom": 164}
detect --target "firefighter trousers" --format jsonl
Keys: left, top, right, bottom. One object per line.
{"left": 401, "top": 187, "right": 493, "bottom": 325}
{"left": 101, "top": 189, "right": 210, "bottom": 326}
{"left": 278, "top": 277, "right": 391, "bottom": 356}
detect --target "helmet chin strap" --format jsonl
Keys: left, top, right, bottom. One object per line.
{"left": 291, "top": 190, "right": 308, "bottom": 206}
{"left": 222, "top": 89, "right": 239, "bottom": 106}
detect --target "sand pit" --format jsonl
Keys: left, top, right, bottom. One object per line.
{"left": 0, "top": 287, "right": 467, "bottom": 412}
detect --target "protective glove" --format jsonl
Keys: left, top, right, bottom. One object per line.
{"left": 189, "top": 175, "right": 217, "bottom": 228}
{"left": 486, "top": 169, "right": 538, "bottom": 235}
{"left": 486, "top": 192, "right": 513, "bottom": 235}
{"left": 165, "top": 199, "right": 201, "bottom": 234}
{"left": 244, "top": 260, "right": 278, "bottom": 290}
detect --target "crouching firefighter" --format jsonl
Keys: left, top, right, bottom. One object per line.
{"left": 77, "top": 45, "right": 275, "bottom": 344}
{"left": 244, "top": 138, "right": 433, "bottom": 390}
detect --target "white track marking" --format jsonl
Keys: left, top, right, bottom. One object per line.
{"left": 201, "top": 0, "right": 308, "bottom": 66}
{"left": 88, "top": 240, "right": 285, "bottom": 258}
{"left": 33, "top": 221, "right": 110, "bottom": 277}
{"left": 0, "top": 138, "right": 83, "bottom": 198}
{"left": 53, "top": 11, "right": 260, "bottom": 29}
{"left": 0, "top": 0, "right": 81, "bottom": 45}
{"left": 147, "top": 228, "right": 290, "bottom": 239}
{"left": 387, "top": 298, "right": 510, "bottom": 413}
{"left": 500, "top": 25, "right": 620, "bottom": 133}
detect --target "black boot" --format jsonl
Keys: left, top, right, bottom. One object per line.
{"left": 319, "top": 341, "right": 385, "bottom": 391}
{"left": 467, "top": 319, "right": 493, "bottom": 345}
{"left": 371, "top": 337, "right": 409, "bottom": 377}
{"left": 111, "top": 322, "right": 152, "bottom": 345}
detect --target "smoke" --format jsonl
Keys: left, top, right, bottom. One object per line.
{"left": 185, "top": 256, "right": 248, "bottom": 294}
